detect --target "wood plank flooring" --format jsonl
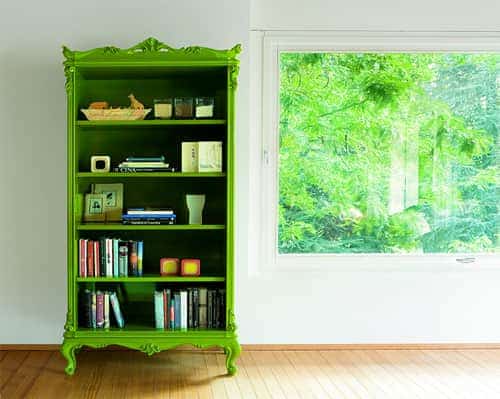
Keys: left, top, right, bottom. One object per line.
{"left": 1, "top": 349, "right": 500, "bottom": 398}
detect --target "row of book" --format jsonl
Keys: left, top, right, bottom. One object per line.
{"left": 154, "top": 288, "right": 226, "bottom": 330}
{"left": 122, "top": 207, "right": 177, "bottom": 225}
{"left": 78, "top": 238, "right": 143, "bottom": 278}
{"left": 114, "top": 156, "right": 176, "bottom": 173}
{"left": 79, "top": 290, "right": 125, "bottom": 328}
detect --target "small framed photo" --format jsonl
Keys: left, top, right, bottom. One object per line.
{"left": 92, "top": 183, "right": 124, "bottom": 222}
{"left": 84, "top": 193, "right": 106, "bottom": 222}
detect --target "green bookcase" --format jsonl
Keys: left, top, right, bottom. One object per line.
{"left": 61, "top": 38, "right": 241, "bottom": 375}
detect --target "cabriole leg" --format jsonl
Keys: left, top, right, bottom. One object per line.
{"left": 61, "top": 340, "right": 79, "bottom": 375}
{"left": 224, "top": 340, "right": 241, "bottom": 375}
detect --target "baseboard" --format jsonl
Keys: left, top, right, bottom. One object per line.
{"left": 2, "top": 343, "right": 500, "bottom": 351}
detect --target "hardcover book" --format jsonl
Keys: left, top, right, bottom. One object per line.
{"left": 109, "top": 292, "right": 124, "bottom": 328}
{"left": 154, "top": 291, "right": 164, "bottom": 329}
{"left": 199, "top": 288, "right": 208, "bottom": 328}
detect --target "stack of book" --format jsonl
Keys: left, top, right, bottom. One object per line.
{"left": 79, "top": 290, "right": 125, "bottom": 328}
{"left": 78, "top": 238, "right": 143, "bottom": 277}
{"left": 154, "top": 288, "right": 225, "bottom": 330}
{"left": 114, "top": 156, "right": 175, "bottom": 172}
{"left": 122, "top": 208, "right": 176, "bottom": 225}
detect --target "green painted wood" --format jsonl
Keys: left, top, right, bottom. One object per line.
{"left": 76, "top": 326, "right": 228, "bottom": 335}
{"left": 76, "top": 276, "right": 225, "bottom": 283}
{"left": 62, "top": 37, "right": 241, "bottom": 376}
{"left": 76, "top": 224, "right": 225, "bottom": 231}
{"left": 77, "top": 119, "right": 226, "bottom": 127}
{"left": 77, "top": 172, "right": 226, "bottom": 178}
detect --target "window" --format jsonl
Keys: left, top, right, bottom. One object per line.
{"left": 257, "top": 33, "right": 500, "bottom": 270}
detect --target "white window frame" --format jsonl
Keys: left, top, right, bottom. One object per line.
{"left": 253, "top": 30, "right": 500, "bottom": 272}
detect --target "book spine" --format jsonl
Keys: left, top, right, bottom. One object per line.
{"left": 104, "top": 292, "right": 110, "bottom": 329}
{"left": 154, "top": 291, "right": 164, "bottom": 329}
{"left": 106, "top": 239, "right": 113, "bottom": 277}
{"left": 169, "top": 297, "right": 175, "bottom": 330}
{"left": 99, "top": 238, "right": 106, "bottom": 277}
{"left": 193, "top": 289, "right": 199, "bottom": 328}
{"left": 109, "top": 292, "right": 124, "bottom": 328}
{"left": 137, "top": 241, "right": 143, "bottom": 277}
{"left": 188, "top": 289, "right": 193, "bottom": 329}
{"left": 207, "top": 290, "right": 213, "bottom": 329}
{"left": 220, "top": 289, "right": 226, "bottom": 328}
{"left": 163, "top": 290, "right": 168, "bottom": 330}
{"left": 180, "top": 291, "right": 188, "bottom": 330}
{"left": 86, "top": 290, "right": 92, "bottom": 328}
{"left": 96, "top": 292, "right": 104, "bottom": 328}
{"left": 199, "top": 288, "right": 207, "bottom": 328}
{"left": 79, "top": 239, "right": 86, "bottom": 278}
{"left": 165, "top": 289, "right": 171, "bottom": 330}
{"left": 94, "top": 241, "right": 100, "bottom": 277}
{"left": 129, "top": 241, "right": 138, "bottom": 277}
{"left": 174, "top": 293, "right": 181, "bottom": 329}
{"left": 113, "top": 239, "right": 119, "bottom": 277}
{"left": 122, "top": 219, "right": 175, "bottom": 225}
{"left": 91, "top": 292, "right": 96, "bottom": 328}
{"left": 87, "top": 240, "right": 94, "bottom": 277}
{"left": 119, "top": 243, "right": 128, "bottom": 277}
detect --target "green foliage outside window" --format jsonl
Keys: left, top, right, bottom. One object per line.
{"left": 278, "top": 52, "right": 499, "bottom": 254}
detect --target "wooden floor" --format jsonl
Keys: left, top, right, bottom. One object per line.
{"left": 2, "top": 349, "right": 500, "bottom": 398}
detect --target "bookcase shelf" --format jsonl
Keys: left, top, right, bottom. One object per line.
{"left": 77, "top": 172, "right": 226, "bottom": 179}
{"left": 76, "top": 326, "right": 229, "bottom": 337}
{"left": 76, "top": 224, "right": 225, "bottom": 231}
{"left": 62, "top": 37, "right": 240, "bottom": 376}
{"left": 77, "top": 276, "right": 225, "bottom": 283}
{"left": 77, "top": 119, "right": 227, "bottom": 127}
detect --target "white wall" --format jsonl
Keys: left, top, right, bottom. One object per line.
{"left": 1, "top": 0, "right": 499, "bottom": 344}
{"left": 0, "top": 0, "right": 250, "bottom": 343}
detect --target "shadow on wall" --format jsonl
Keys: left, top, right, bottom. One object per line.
{"left": 0, "top": 49, "right": 67, "bottom": 341}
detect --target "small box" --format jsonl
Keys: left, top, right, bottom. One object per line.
{"left": 160, "top": 258, "right": 180, "bottom": 276}
{"left": 90, "top": 156, "right": 111, "bottom": 173}
{"left": 174, "top": 97, "right": 194, "bottom": 118}
{"left": 180, "top": 259, "right": 201, "bottom": 276}
{"left": 195, "top": 97, "right": 214, "bottom": 118}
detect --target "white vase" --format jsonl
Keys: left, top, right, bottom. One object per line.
{"left": 186, "top": 194, "right": 206, "bottom": 224}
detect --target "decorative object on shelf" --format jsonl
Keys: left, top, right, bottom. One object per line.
{"left": 186, "top": 194, "right": 206, "bottom": 224}
{"left": 81, "top": 95, "right": 150, "bottom": 121}
{"left": 90, "top": 155, "right": 111, "bottom": 173}
{"left": 182, "top": 142, "right": 222, "bottom": 173}
{"left": 89, "top": 101, "right": 109, "bottom": 109}
{"left": 174, "top": 97, "right": 194, "bottom": 118}
{"left": 128, "top": 93, "right": 144, "bottom": 110}
{"left": 154, "top": 99, "right": 173, "bottom": 119}
{"left": 92, "top": 183, "right": 124, "bottom": 222}
{"left": 195, "top": 97, "right": 215, "bottom": 118}
{"left": 81, "top": 107, "right": 151, "bottom": 121}
{"left": 83, "top": 193, "right": 106, "bottom": 222}
{"left": 160, "top": 258, "right": 180, "bottom": 275}
{"left": 180, "top": 259, "right": 201, "bottom": 276}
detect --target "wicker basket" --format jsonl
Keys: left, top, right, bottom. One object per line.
{"left": 81, "top": 108, "right": 151, "bottom": 121}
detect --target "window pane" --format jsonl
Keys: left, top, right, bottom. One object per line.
{"left": 278, "top": 52, "right": 499, "bottom": 254}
